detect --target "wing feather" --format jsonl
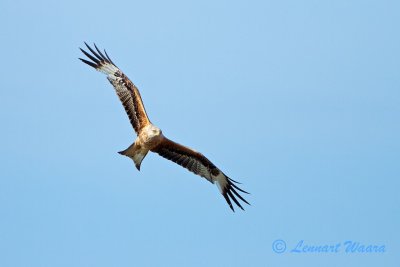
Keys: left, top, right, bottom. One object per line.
{"left": 152, "top": 137, "right": 250, "bottom": 211}
{"left": 79, "top": 43, "right": 150, "bottom": 134}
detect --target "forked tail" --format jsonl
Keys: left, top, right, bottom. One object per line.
{"left": 118, "top": 142, "right": 148, "bottom": 171}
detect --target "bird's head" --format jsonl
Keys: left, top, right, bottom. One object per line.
{"left": 148, "top": 125, "right": 162, "bottom": 138}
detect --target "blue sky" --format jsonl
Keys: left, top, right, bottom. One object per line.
{"left": 1, "top": 0, "right": 399, "bottom": 266}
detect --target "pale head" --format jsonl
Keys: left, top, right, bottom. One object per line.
{"left": 147, "top": 124, "right": 162, "bottom": 138}
{"left": 139, "top": 124, "right": 163, "bottom": 147}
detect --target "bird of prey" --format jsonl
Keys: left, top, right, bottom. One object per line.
{"left": 79, "top": 43, "right": 250, "bottom": 211}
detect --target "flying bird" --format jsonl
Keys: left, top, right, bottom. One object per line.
{"left": 79, "top": 43, "right": 250, "bottom": 211}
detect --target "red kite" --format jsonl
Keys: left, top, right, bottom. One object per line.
{"left": 79, "top": 43, "right": 250, "bottom": 211}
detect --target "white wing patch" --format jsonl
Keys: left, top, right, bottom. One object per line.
{"left": 214, "top": 173, "right": 228, "bottom": 193}
{"left": 97, "top": 62, "right": 119, "bottom": 77}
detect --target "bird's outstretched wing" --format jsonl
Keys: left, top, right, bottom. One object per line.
{"left": 79, "top": 43, "right": 150, "bottom": 134}
{"left": 151, "top": 137, "right": 250, "bottom": 211}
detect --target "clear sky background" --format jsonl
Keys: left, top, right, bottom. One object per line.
{"left": 1, "top": 0, "right": 399, "bottom": 266}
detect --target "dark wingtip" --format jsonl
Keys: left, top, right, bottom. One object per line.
{"left": 227, "top": 190, "right": 244, "bottom": 211}
{"left": 221, "top": 177, "right": 251, "bottom": 211}
{"left": 104, "top": 49, "right": 115, "bottom": 65}
{"left": 229, "top": 181, "right": 250, "bottom": 194}
{"left": 230, "top": 186, "right": 250, "bottom": 206}
{"left": 79, "top": 45, "right": 101, "bottom": 68}
{"left": 94, "top": 43, "right": 108, "bottom": 62}
{"left": 228, "top": 177, "right": 242, "bottom": 184}
{"left": 84, "top": 42, "right": 103, "bottom": 62}
{"left": 223, "top": 193, "right": 235, "bottom": 212}
{"left": 79, "top": 58, "right": 98, "bottom": 69}
{"left": 80, "top": 42, "right": 116, "bottom": 70}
